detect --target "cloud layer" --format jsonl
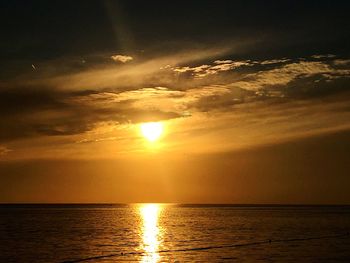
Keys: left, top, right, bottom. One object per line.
{"left": 1, "top": 49, "right": 350, "bottom": 159}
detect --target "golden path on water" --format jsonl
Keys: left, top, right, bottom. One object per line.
{"left": 139, "top": 204, "right": 162, "bottom": 263}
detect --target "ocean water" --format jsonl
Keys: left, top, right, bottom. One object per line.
{"left": 0, "top": 204, "right": 350, "bottom": 262}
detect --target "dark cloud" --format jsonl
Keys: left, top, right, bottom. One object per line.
{"left": 0, "top": 86, "right": 64, "bottom": 114}
{"left": 175, "top": 56, "right": 350, "bottom": 112}
{"left": 283, "top": 75, "right": 350, "bottom": 99}
{"left": 0, "top": 84, "right": 182, "bottom": 142}
{"left": 1, "top": 53, "right": 350, "bottom": 143}
{"left": 189, "top": 87, "right": 254, "bottom": 112}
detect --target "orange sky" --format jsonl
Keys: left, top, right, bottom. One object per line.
{"left": 1, "top": 1, "right": 350, "bottom": 204}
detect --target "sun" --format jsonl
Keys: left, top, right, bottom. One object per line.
{"left": 140, "top": 122, "right": 164, "bottom": 142}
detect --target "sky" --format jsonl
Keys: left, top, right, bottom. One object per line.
{"left": 0, "top": 1, "right": 350, "bottom": 204}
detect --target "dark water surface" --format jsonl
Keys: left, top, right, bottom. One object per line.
{"left": 1, "top": 204, "right": 350, "bottom": 262}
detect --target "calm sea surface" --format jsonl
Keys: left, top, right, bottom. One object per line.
{"left": 1, "top": 204, "right": 350, "bottom": 262}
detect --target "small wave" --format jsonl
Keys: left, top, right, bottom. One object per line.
{"left": 61, "top": 233, "right": 350, "bottom": 263}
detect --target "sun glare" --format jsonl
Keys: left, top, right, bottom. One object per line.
{"left": 140, "top": 122, "right": 164, "bottom": 142}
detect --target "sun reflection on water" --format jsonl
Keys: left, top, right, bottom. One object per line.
{"left": 139, "top": 204, "right": 162, "bottom": 263}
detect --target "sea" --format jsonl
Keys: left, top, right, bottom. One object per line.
{"left": 1, "top": 204, "right": 350, "bottom": 262}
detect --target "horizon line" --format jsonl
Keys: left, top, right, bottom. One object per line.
{"left": 1, "top": 203, "right": 350, "bottom": 206}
